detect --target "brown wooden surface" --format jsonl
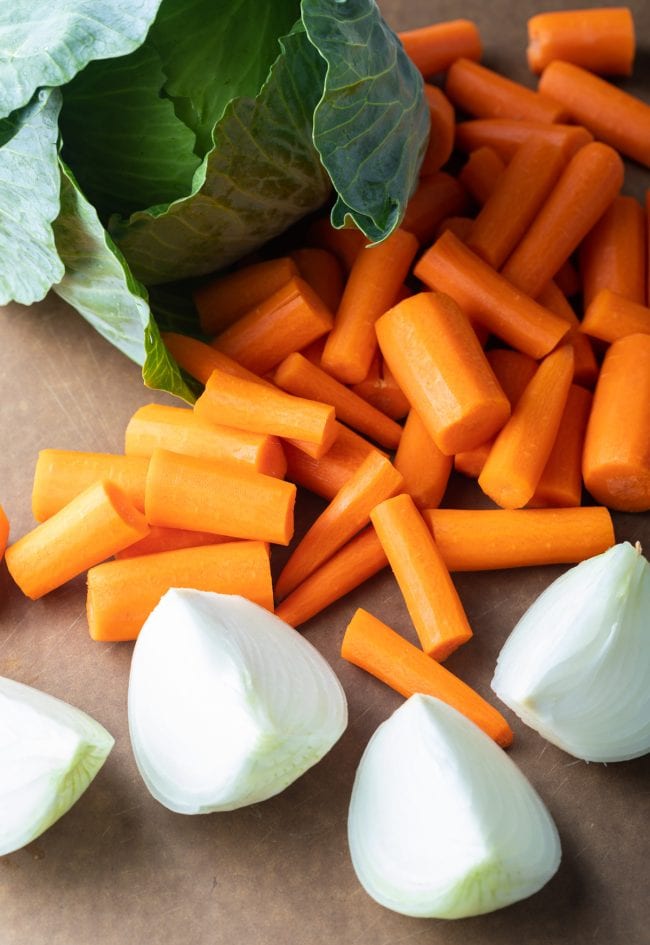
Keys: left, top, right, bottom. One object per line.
{"left": 1, "top": 2, "right": 649, "bottom": 943}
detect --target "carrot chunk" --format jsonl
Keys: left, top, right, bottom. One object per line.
{"left": 398, "top": 20, "right": 482, "bottom": 76}
{"left": 446, "top": 57, "right": 568, "bottom": 123}
{"left": 527, "top": 7, "right": 635, "bottom": 76}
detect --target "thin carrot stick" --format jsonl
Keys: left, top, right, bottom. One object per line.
{"left": 0, "top": 504, "right": 8, "bottom": 562}
{"left": 454, "top": 119, "right": 593, "bottom": 162}
{"left": 145, "top": 449, "right": 296, "bottom": 545}
{"left": 32, "top": 450, "right": 149, "bottom": 521}
{"left": 370, "top": 494, "right": 473, "bottom": 662}
{"left": 457, "top": 146, "right": 505, "bottom": 205}
{"left": 446, "top": 57, "right": 568, "bottom": 123}
{"left": 290, "top": 248, "right": 345, "bottom": 313}
{"left": 414, "top": 230, "right": 570, "bottom": 359}
{"left": 376, "top": 291, "right": 510, "bottom": 455}
{"left": 6, "top": 481, "right": 149, "bottom": 600}
{"left": 342, "top": 608, "right": 512, "bottom": 747}
{"left": 394, "top": 410, "right": 452, "bottom": 509}
{"left": 401, "top": 171, "right": 469, "bottom": 244}
{"left": 501, "top": 142, "right": 624, "bottom": 299}
{"left": 275, "top": 526, "right": 388, "bottom": 628}
{"left": 581, "top": 289, "right": 650, "bottom": 344}
{"left": 579, "top": 195, "right": 646, "bottom": 309}
{"left": 351, "top": 354, "right": 411, "bottom": 421}
{"left": 422, "top": 507, "right": 615, "bottom": 571}
{"left": 274, "top": 353, "right": 402, "bottom": 450}
{"left": 527, "top": 7, "right": 635, "bottom": 76}
{"left": 283, "top": 423, "right": 385, "bottom": 501}
{"left": 420, "top": 84, "right": 455, "bottom": 175}
{"left": 528, "top": 384, "right": 593, "bottom": 508}
{"left": 539, "top": 60, "right": 650, "bottom": 168}
{"left": 398, "top": 20, "right": 482, "bottom": 76}
{"left": 305, "top": 218, "right": 367, "bottom": 272}
{"left": 478, "top": 345, "right": 575, "bottom": 509}
{"left": 320, "top": 227, "right": 419, "bottom": 385}
{"left": 274, "top": 452, "right": 403, "bottom": 601}
{"left": 162, "top": 332, "right": 273, "bottom": 388}
{"left": 194, "top": 257, "right": 299, "bottom": 334}
{"left": 115, "top": 526, "right": 231, "bottom": 560}
{"left": 537, "top": 280, "right": 599, "bottom": 388}
{"left": 87, "top": 541, "right": 273, "bottom": 642}
{"left": 211, "top": 277, "right": 333, "bottom": 377}
{"left": 555, "top": 258, "right": 581, "bottom": 298}
{"left": 582, "top": 332, "right": 650, "bottom": 511}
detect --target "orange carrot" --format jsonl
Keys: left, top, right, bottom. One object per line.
{"left": 274, "top": 353, "right": 402, "bottom": 450}
{"left": 394, "top": 410, "right": 453, "bottom": 509}
{"left": 32, "top": 450, "right": 149, "bottom": 521}
{"left": 124, "top": 403, "right": 286, "bottom": 478}
{"left": 115, "top": 526, "right": 232, "bottom": 560}
{"left": 6, "top": 481, "right": 149, "bottom": 600}
{"left": 162, "top": 331, "right": 273, "bottom": 388}
{"left": 579, "top": 195, "right": 647, "bottom": 309}
{"left": 501, "top": 142, "right": 624, "bottom": 299}
{"left": 398, "top": 19, "right": 482, "bottom": 76}
{"left": 647, "top": 189, "right": 650, "bottom": 306}
{"left": 435, "top": 215, "right": 475, "bottom": 242}
{"left": 0, "top": 504, "right": 7, "bottom": 562}
{"left": 283, "top": 423, "right": 385, "bottom": 501}
{"left": 351, "top": 354, "right": 411, "bottom": 421}
{"left": 478, "top": 345, "right": 575, "bottom": 509}
{"left": 527, "top": 7, "right": 635, "bottom": 76}
{"left": 582, "top": 289, "right": 650, "bottom": 344}
{"left": 193, "top": 367, "right": 337, "bottom": 455}
{"left": 290, "top": 248, "right": 345, "bottom": 313}
{"left": 446, "top": 57, "right": 568, "bottom": 123}
{"left": 275, "top": 526, "right": 388, "bottom": 628}
{"left": 376, "top": 291, "right": 510, "bottom": 455}
{"left": 420, "top": 84, "right": 455, "bottom": 175}
{"left": 145, "top": 449, "right": 296, "bottom": 545}
{"left": 537, "top": 280, "right": 599, "bottom": 388}
{"left": 582, "top": 332, "right": 650, "bottom": 511}
{"left": 299, "top": 337, "right": 327, "bottom": 367}
{"left": 87, "top": 541, "right": 273, "bottom": 642}
{"left": 457, "top": 146, "right": 505, "bottom": 205}
{"left": 455, "top": 119, "right": 594, "bottom": 162}
{"left": 274, "top": 452, "right": 403, "bottom": 601}
{"left": 194, "top": 257, "right": 299, "bottom": 335}
{"left": 211, "top": 277, "right": 333, "bottom": 377}
{"left": 539, "top": 60, "right": 650, "bottom": 168}
{"left": 305, "top": 218, "right": 367, "bottom": 272}
{"left": 342, "top": 608, "right": 512, "bottom": 747}
{"left": 401, "top": 171, "right": 469, "bottom": 244}
{"left": 422, "top": 507, "right": 615, "bottom": 571}
{"left": 528, "top": 384, "right": 593, "bottom": 508}
{"left": 555, "top": 258, "right": 582, "bottom": 298}
{"left": 320, "top": 227, "right": 419, "bottom": 385}
{"left": 414, "top": 230, "right": 570, "bottom": 359}
{"left": 370, "top": 494, "right": 473, "bottom": 662}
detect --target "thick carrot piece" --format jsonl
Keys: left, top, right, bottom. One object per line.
{"left": 455, "top": 119, "right": 593, "bottom": 162}
{"left": 320, "top": 228, "right": 419, "bottom": 385}
{"left": 478, "top": 345, "right": 575, "bottom": 509}
{"left": 423, "top": 507, "right": 615, "bottom": 571}
{"left": 502, "top": 142, "right": 624, "bottom": 299}
{"left": 305, "top": 219, "right": 367, "bottom": 272}
{"left": 0, "top": 505, "right": 8, "bottom": 562}
{"left": 115, "top": 526, "right": 231, "bottom": 560}
{"left": 582, "top": 333, "right": 650, "bottom": 511}
{"left": 162, "top": 332, "right": 273, "bottom": 388}
{"left": 87, "top": 541, "right": 273, "bottom": 642}
{"left": 446, "top": 58, "right": 568, "bottom": 123}
{"left": 32, "top": 450, "right": 149, "bottom": 521}
{"left": 125, "top": 403, "right": 286, "bottom": 479}
{"left": 274, "top": 353, "right": 402, "bottom": 450}
{"left": 145, "top": 449, "right": 296, "bottom": 545}
{"left": 415, "top": 230, "right": 570, "bottom": 359}
{"left": 398, "top": 19, "right": 481, "bottom": 76}
{"left": 394, "top": 410, "right": 452, "bottom": 509}
{"left": 529, "top": 384, "right": 593, "bottom": 508}
{"left": 467, "top": 137, "right": 567, "bottom": 269}
{"left": 370, "top": 494, "right": 473, "bottom": 662}
{"left": 401, "top": 171, "right": 469, "bottom": 244}
{"left": 6, "top": 481, "right": 149, "bottom": 600}
{"left": 274, "top": 452, "right": 403, "bottom": 601}
{"left": 283, "top": 423, "right": 384, "bottom": 501}
{"left": 194, "top": 367, "right": 336, "bottom": 454}
{"left": 275, "top": 526, "right": 388, "bottom": 628}
{"left": 436, "top": 215, "right": 475, "bottom": 242}
{"left": 290, "top": 248, "right": 345, "bottom": 314}
{"left": 539, "top": 60, "right": 650, "bottom": 168}
{"left": 351, "top": 355, "right": 411, "bottom": 421}
{"left": 420, "top": 85, "right": 455, "bottom": 175}
{"left": 194, "top": 257, "right": 299, "bottom": 335}
{"left": 211, "top": 277, "right": 333, "bottom": 377}
{"left": 342, "top": 608, "right": 512, "bottom": 747}
{"left": 537, "top": 280, "right": 599, "bottom": 388}
{"left": 376, "top": 292, "right": 510, "bottom": 455}
{"left": 582, "top": 289, "right": 650, "bottom": 344}
{"left": 458, "top": 146, "right": 505, "bottom": 205}
{"left": 579, "top": 196, "right": 646, "bottom": 309}
{"left": 527, "top": 8, "right": 635, "bottom": 76}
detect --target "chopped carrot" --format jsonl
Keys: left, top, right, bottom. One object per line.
{"left": 502, "top": 142, "right": 624, "bottom": 299}
{"left": 420, "top": 84, "right": 455, "bottom": 175}
{"left": 527, "top": 7, "right": 635, "bottom": 76}
{"left": 194, "top": 257, "right": 298, "bottom": 335}
{"left": 211, "top": 277, "right": 333, "bottom": 377}
{"left": 397, "top": 19, "right": 482, "bottom": 76}
{"left": 422, "top": 507, "right": 615, "bottom": 571}
{"left": 162, "top": 331, "right": 273, "bottom": 388}
{"left": 376, "top": 291, "right": 510, "bottom": 455}
{"left": 539, "top": 60, "right": 650, "bottom": 168}
{"left": 537, "top": 280, "right": 599, "bottom": 388}
{"left": 32, "top": 450, "right": 149, "bottom": 521}
{"left": 582, "top": 289, "right": 650, "bottom": 344}
{"left": 579, "top": 195, "right": 647, "bottom": 309}
{"left": 320, "top": 227, "right": 419, "bottom": 385}
{"left": 394, "top": 410, "right": 452, "bottom": 509}
{"left": 445, "top": 57, "right": 568, "bottom": 123}
{"left": 455, "top": 119, "right": 594, "bottom": 162}
{"left": 435, "top": 215, "right": 475, "bottom": 242}
{"left": 351, "top": 354, "right": 411, "bottom": 421}
{"left": 478, "top": 345, "right": 575, "bottom": 509}
{"left": 115, "top": 526, "right": 231, "bottom": 560}
{"left": 555, "top": 258, "right": 582, "bottom": 297}
{"left": 458, "top": 146, "right": 505, "bottom": 205}
{"left": 299, "top": 337, "right": 327, "bottom": 367}
{"left": 529, "top": 384, "right": 593, "bottom": 508}
{"left": 0, "top": 505, "right": 7, "bottom": 562}
{"left": 145, "top": 449, "right": 296, "bottom": 545}
{"left": 305, "top": 218, "right": 366, "bottom": 272}
{"left": 275, "top": 526, "right": 388, "bottom": 628}
{"left": 370, "top": 494, "right": 473, "bottom": 662}
{"left": 87, "top": 541, "right": 273, "bottom": 642}
{"left": 290, "top": 248, "right": 345, "bottom": 313}
{"left": 274, "top": 452, "right": 403, "bottom": 601}
{"left": 341, "top": 608, "right": 512, "bottom": 747}
{"left": 414, "top": 230, "right": 570, "bottom": 359}
{"left": 6, "top": 481, "right": 149, "bottom": 600}
{"left": 582, "top": 333, "right": 650, "bottom": 511}
{"left": 283, "top": 423, "right": 385, "bottom": 501}
{"left": 401, "top": 171, "right": 469, "bottom": 244}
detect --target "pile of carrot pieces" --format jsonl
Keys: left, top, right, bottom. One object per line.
{"left": 3, "top": 7, "right": 650, "bottom": 751}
